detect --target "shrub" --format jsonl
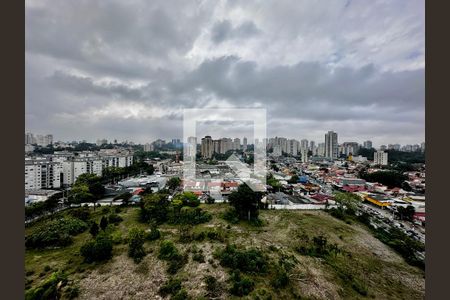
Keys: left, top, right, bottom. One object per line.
{"left": 169, "top": 206, "right": 212, "bottom": 225}
{"left": 100, "top": 216, "right": 108, "bottom": 230}
{"left": 271, "top": 266, "right": 289, "bottom": 289}
{"left": 229, "top": 271, "right": 255, "bottom": 296}
{"left": 111, "top": 231, "right": 123, "bottom": 244}
{"left": 128, "top": 227, "right": 146, "bottom": 263}
{"left": 25, "top": 218, "right": 87, "bottom": 249}
{"left": 251, "top": 288, "right": 273, "bottom": 300}
{"left": 179, "top": 224, "right": 193, "bottom": 243}
{"left": 80, "top": 232, "right": 113, "bottom": 263}
{"left": 108, "top": 213, "right": 123, "bottom": 225}
{"left": 222, "top": 208, "right": 240, "bottom": 224}
{"left": 215, "top": 244, "right": 268, "bottom": 274}
{"left": 25, "top": 271, "right": 67, "bottom": 300}
{"left": 69, "top": 207, "right": 90, "bottom": 221}
{"left": 65, "top": 285, "right": 80, "bottom": 300}
{"left": 172, "top": 289, "right": 189, "bottom": 300}
{"left": 295, "top": 234, "right": 341, "bottom": 259}
{"left": 193, "top": 231, "right": 206, "bottom": 241}
{"left": 159, "top": 278, "right": 182, "bottom": 297}
{"left": 204, "top": 275, "right": 221, "bottom": 298}
{"left": 89, "top": 222, "right": 99, "bottom": 237}
{"left": 158, "top": 241, "right": 179, "bottom": 260}
{"left": 192, "top": 251, "right": 205, "bottom": 263}
{"left": 146, "top": 225, "right": 161, "bottom": 241}
{"left": 158, "top": 240, "right": 187, "bottom": 274}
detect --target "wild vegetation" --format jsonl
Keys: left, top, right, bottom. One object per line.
{"left": 25, "top": 189, "right": 425, "bottom": 299}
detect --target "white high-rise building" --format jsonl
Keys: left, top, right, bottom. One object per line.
{"left": 25, "top": 160, "right": 62, "bottom": 190}
{"left": 288, "top": 139, "right": 299, "bottom": 156}
{"left": 374, "top": 151, "right": 388, "bottom": 166}
{"left": 325, "top": 131, "right": 338, "bottom": 159}
{"left": 309, "top": 141, "right": 315, "bottom": 152}
{"left": 301, "top": 148, "right": 309, "bottom": 163}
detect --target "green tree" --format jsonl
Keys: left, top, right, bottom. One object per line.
{"left": 128, "top": 227, "right": 146, "bottom": 263}
{"left": 359, "top": 170, "right": 407, "bottom": 188}
{"left": 172, "top": 191, "right": 200, "bottom": 207}
{"left": 167, "top": 177, "right": 181, "bottom": 191}
{"left": 69, "top": 174, "right": 105, "bottom": 209}
{"left": 334, "top": 192, "right": 360, "bottom": 215}
{"left": 68, "top": 184, "right": 93, "bottom": 205}
{"left": 89, "top": 222, "right": 99, "bottom": 237}
{"left": 80, "top": 232, "right": 113, "bottom": 263}
{"left": 140, "top": 193, "right": 170, "bottom": 223}
{"left": 267, "top": 174, "right": 282, "bottom": 192}
{"left": 397, "top": 205, "right": 415, "bottom": 221}
{"left": 100, "top": 216, "right": 108, "bottom": 231}
{"left": 228, "top": 184, "right": 262, "bottom": 221}
{"left": 75, "top": 174, "right": 105, "bottom": 198}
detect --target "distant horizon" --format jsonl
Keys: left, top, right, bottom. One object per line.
{"left": 26, "top": 131, "right": 424, "bottom": 149}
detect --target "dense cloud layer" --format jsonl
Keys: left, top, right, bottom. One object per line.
{"left": 26, "top": 0, "right": 424, "bottom": 146}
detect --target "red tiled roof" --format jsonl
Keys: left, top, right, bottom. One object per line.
{"left": 342, "top": 185, "right": 366, "bottom": 192}
{"left": 133, "top": 188, "right": 144, "bottom": 195}
{"left": 311, "top": 193, "right": 333, "bottom": 202}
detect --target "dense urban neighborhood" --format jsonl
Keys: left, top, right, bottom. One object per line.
{"left": 24, "top": 132, "right": 425, "bottom": 299}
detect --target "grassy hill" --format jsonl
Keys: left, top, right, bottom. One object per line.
{"left": 25, "top": 204, "right": 425, "bottom": 299}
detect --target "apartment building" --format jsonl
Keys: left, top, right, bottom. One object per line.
{"left": 374, "top": 151, "right": 388, "bottom": 166}
{"left": 25, "top": 160, "right": 62, "bottom": 190}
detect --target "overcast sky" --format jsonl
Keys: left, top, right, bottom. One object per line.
{"left": 25, "top": 0, "right": 424, "bottom": 147}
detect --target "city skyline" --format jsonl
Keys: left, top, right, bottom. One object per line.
{"left": 26, "top": 0, "right": 424, "bottom": 146}
{"left": 25, "top": 130, "right": 425, "bottom": 151}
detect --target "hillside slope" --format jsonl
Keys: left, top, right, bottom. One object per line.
{"left": 25, "top": 204, "right": 425, "bottom": 299}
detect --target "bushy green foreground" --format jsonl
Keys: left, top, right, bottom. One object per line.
{"left": 25, "top": 202, "right": 425, "bottom": 300}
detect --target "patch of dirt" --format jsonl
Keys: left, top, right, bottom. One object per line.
{"left": 350, "top": 225, "right": 403, "bottom": 263}
{"left": 78, "top": 253, "right": 167, "bottom": 300}
{"left": 182, "top": 242, "right": 229, "bottom": 299}
{"left": 290, "top": 255, "right": 342, "bottom": 300}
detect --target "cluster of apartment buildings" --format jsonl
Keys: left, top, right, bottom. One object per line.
{"left": 379, "top": 143, "right": 425, "bottom": 152}
{"left": 199, "top": 136, "right": 248, "bottom": 159}
{"left": 25, "top": 149, "right": 134, "bottom": 191}
{"left": 25, "top": 132, "right": 53, "bottom": 146}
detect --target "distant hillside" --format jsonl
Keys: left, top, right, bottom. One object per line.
{"left": 25, "top": 204, "right": 425, "bottom": 300}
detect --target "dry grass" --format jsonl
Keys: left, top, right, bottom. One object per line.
{"left": 25, "top": 204, "right": 425, "bottom": 300}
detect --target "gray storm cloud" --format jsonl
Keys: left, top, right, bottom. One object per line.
{"left": 25, "top": 0, "right": 424, "bottom": 146}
